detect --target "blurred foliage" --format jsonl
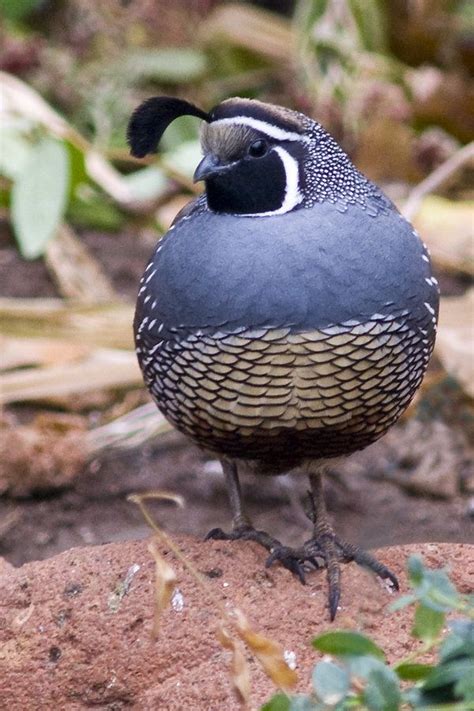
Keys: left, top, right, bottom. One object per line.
{"left": 262, "top": 556, "right": 474, "bottom": 710}
{"left": 0, "top": 0, "right": 44, "bottom": 22}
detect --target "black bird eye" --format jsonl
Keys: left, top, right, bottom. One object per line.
{"left": 248, "top": 139, "right": 268, "bottom": 158}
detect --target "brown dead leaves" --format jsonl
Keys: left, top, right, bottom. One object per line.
{"left": 148, "top": 540, "right": 178, "bottom": 639}
{"left": 129, "top": 492, "right": 297, "bottom": 708}
{"left": 0, "top": 411, "right": 87, "bottom": 496}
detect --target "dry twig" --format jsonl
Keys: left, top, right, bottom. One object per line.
{"left": 403, "top": 142, "right": 474, "bottom": 221}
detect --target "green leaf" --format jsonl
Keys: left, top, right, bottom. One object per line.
{"left": 122, "top": 166, "right": 168, "bottom": 203}
{"left": 394, "top": 662, "right": 434, "bottom": 681}
{"left": 346, "top": 655, "right": 385, "bottom": 679}
{"left": 448, "top": 620, "right": 474, "bottom": 653}
{"left": 67, "top": 195, "right": 124, "bottom": 232}
{"left": 0, "top": 186, "right": 10, "bottom": 209}
{"left": 407, "top": 556, "right": 424, "bottom": 586}
{"left": 440, "top": 621, "right": 474, "bottom": 668}
{"left": 412, "top": 604, "right": 445, "bottom": 642}
{"left": 389, "top": 594, "right": 416, "bottom": 612}
{"left": 11, "top": 136, "right": 69, "bottom": 259}
{"left": 440, "top": 632, "right": 467, "bottom": 663}
{"left": 363, "top": 666, "right": 401, "bottom": 711}
{"left": 163, "top": 140, "right": 203, "bottom": 180}
{"left": 159, "top": 115, "right": 201, "bottom": 152}
{"left": 423, "top": 658, "right": 473, "bottom": 691}
{"left": 312, "top": 631, "right": 385, "bottom": 660}
{"left": 455, "top": 668, "right": 474, "bottom": 701}
{"left": 348, "top": 0, "right": 387, "bottom": 53}
{"left": 0, "top": 128, "right": 32, "bottom": 180}
{"left": 312, "top": 661, "right": 349, "bottom": 704}
{"left": 124, "top": 48, "right": 208, "bottom": 84}
{"left": 421, "top": 570, "right": 459, "bottom": 612}
{"left": 289, "top": 697, "right": 323, "bottom": 711}
{"left": 261, "top": 693, "right": 291, "bottom": 711}
{"left": 407, "top": 556, "right": 460, "bottom": 612}
{"left": 65, "top": 141, "right": 88, "bottom": 201}
{"left": 401, "top": 687, "right": 422, "bottom": 706}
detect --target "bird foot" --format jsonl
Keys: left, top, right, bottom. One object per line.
{"left": 207, "top": 525, "right": 398, "bottom": 621}
{"left": 266, "top": 530, "right": 399, "bottom": 622}
{"left": 205, "top": 525, "right": 307, "bottom": 584}
{"left": 267, "top": 531, "right": 398, "bottom": 621}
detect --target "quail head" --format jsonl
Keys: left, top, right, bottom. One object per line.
{"left": 128, "top": 96, "right": 439, "bottom": 620}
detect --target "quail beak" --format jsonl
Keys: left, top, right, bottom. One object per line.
{"left": 193, "top": 154, "right": 232, "bottom": 182}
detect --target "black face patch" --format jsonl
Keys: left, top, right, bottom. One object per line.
{"left": 206, "top": 150, "right": 286, "bottom": 214}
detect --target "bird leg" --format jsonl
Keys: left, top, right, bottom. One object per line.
{"left": 266, "top": 470, "right": 399, "bottom": 619}
{"left": 207, "top": 462, "right": 398, "bottom": 619}
{"left": 305, "top": 470, "right": 399, "bottom": 619}
{"left": 205, "top": 459, "right": 307, "bottom": 582}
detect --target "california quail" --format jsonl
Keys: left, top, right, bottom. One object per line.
{"left": 128, "top": 96, "right": 439, "bottom": 620}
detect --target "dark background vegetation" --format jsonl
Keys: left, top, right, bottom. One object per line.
{"left": 0, "top": 0, "right": 473, "bottom": 565}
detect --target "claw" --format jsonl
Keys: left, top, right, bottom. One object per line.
{"left": 206, "top": 524, "right": 309, "bottom": 583}
{"left": 205, "top": 527, "right": 229, "bottom": 541}
{"left": 383, "top": 569, "right": 400, "bottom": 591}
{"left": 265, "top": 547, "right": 307, "bottom": 585}
{"left": 328, "top": 584, "right": 341, "bottom": 622}
{"left": 307, "top": 556, "right": 323, "bottom": 570}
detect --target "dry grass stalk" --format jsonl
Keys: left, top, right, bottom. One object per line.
{"left": 1, "top": 71, "right": 198, "bottom": 204}
{"left": 0, "top": 297, "right": 134, "bottom": 349}
{"left": 45, "top": 225, "right": 118, "bottom": 302}
{"left": 0, "top": 348, "right": 141, "bottom": 404}
{"left": 1, "top": 335, "right": 92, "bottom": 371}
{"left": 402, "top": 141, "right": 474, "bottom": 221}
{"left": 86, "top": 402, "right": 171, "bottom": 455}
{"left": 201, "top": 4, "right": 293, "bottom": 62}
{"left": 128, "top": 493, "right": 183, "bottom": 637}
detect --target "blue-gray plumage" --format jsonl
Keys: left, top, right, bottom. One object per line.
{"left": 138, "top": 201, "right": 436, "bottom": 337}
{"left": 129, "top": 95, "right": 439, "bottom": 621}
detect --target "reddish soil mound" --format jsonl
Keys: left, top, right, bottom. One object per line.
{"left": 0, "top": 538, "right": 472, "bottom": 710}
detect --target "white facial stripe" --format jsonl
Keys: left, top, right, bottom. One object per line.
{"left": 211, "top": 116, "right": 309, "bottom": 143}
{"left": 240, "top": 146, "right": 303, "bottom": 217}
{"left": 274, "top": 146, "right": 303, "bottom": 213}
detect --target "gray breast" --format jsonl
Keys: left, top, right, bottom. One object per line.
{"left": 136, "top": 200, "right": 439, "bottom": 339}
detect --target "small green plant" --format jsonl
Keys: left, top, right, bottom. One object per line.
{"left": 261, "top": 556, "right": 474, "bottom": 710}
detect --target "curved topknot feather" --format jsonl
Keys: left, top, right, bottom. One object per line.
{"left": 127, "top": 96, "right": 210, "bottom": 158}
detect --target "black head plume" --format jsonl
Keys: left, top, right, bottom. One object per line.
{"left": 127, "top": 96, "right": 210, "bottom": 158}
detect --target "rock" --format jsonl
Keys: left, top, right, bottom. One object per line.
{"left": 381, "top": 420, "right": 463, "bottom": 498}
{"left": 0, "top": 538, "right": 472, "bottom": 710}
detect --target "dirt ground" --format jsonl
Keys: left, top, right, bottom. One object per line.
{"left": 1, "top": 224, "right": 473, "bottom": 567}
{"left": 1, "top": 539, "right": 472, "bottom": 710}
